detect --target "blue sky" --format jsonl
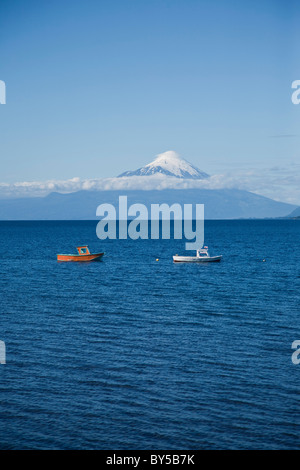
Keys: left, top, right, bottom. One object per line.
{"left": 0, "top": 0, "right": 299, "bottom": 203}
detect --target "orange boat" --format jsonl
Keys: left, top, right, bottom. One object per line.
{"left": 57, "top": 246, "right": 104, "bottom": 262}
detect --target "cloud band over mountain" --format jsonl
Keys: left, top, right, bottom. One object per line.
{"left": 0, "top": 166, "right": 299, "bottom": 205}
{"left": 0, "top": 151, "right": 299, "bottom": 206}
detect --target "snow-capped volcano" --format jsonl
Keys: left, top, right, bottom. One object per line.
{"left": 118, "top": 151, "right": 209, "bottom": 179}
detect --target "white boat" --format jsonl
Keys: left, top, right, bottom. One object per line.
{"left": 173, "top": 247, "right": 222, "bottom": 263}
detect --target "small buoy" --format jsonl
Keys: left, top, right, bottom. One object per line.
{"left": 263, "top": 259, "right": 266, "bottom": 262}
{"left": 156, "top": 258, "right": 159, "bottom": 261}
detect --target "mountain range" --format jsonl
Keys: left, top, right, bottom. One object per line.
{"left": 0, "top": 151, "right": 298, "bottom": 220}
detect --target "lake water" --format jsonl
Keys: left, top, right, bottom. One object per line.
{"left": 0, "top": 220, "right": 299, "bottom": 449}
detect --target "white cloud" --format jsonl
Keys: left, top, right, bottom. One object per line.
{"left": 0, "top": 166, "right": 299, "bottom": 205}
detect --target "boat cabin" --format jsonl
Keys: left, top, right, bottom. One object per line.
{"left": 197, "top": 247, "right": 209, "bottom": 257}
{"left": 76, "top": 246, "right": 91, "bottom": 255}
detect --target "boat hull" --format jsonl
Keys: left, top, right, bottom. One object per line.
{"left": 173, "top": 255, "right": 222, "bottom": 263}
{"left": 57, "top": 253, "right": 104, "bottom": 262}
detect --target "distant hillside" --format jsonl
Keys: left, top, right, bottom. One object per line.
{"left": 0, "top": 188, "right": 296, "bottom": 220}
{"left": 288, "top": 206, "right": 300, "bottom": 218}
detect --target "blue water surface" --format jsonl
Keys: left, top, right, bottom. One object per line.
{"left": 0, "top": 220, "right": 299, "bottom": 449}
